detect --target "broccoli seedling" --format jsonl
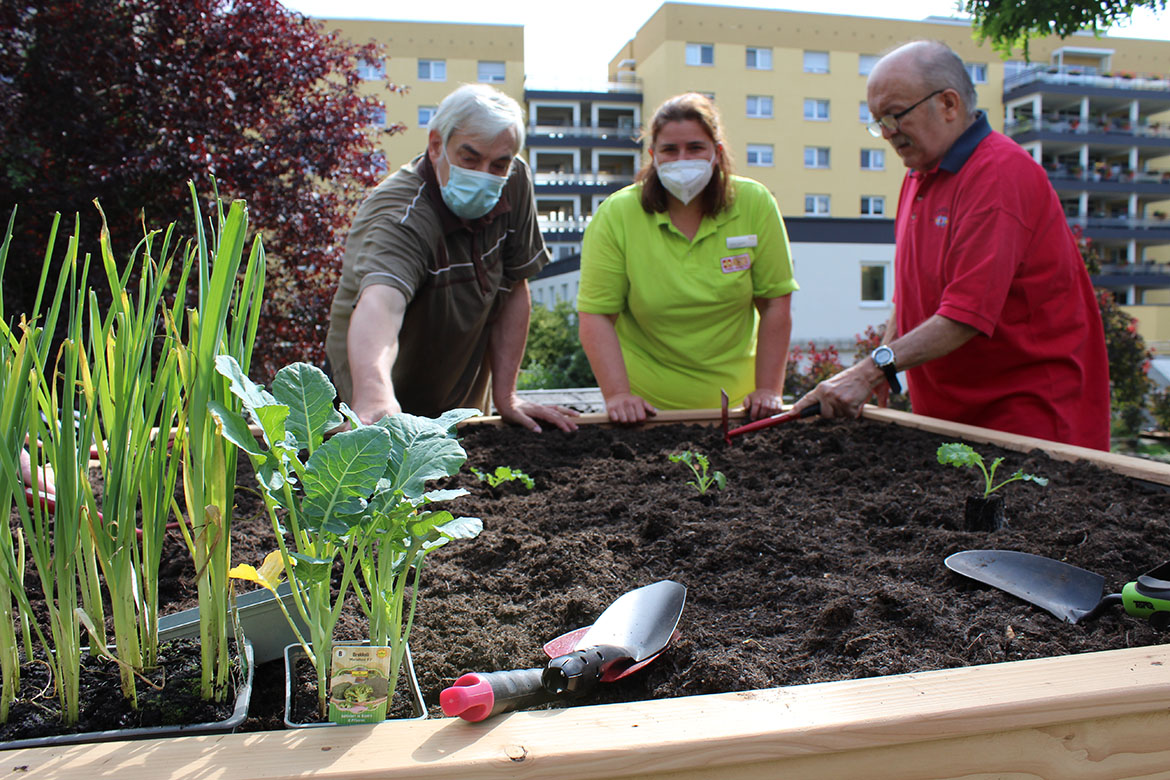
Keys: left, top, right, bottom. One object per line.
{"left": 471, "top": 465, "right": 535, "bottom": 490}
{"left": 936, "top": 442, "right": 1048, "bottom": 498}
{"left": 668, "top": 450, "right": 727, "bottom": 495}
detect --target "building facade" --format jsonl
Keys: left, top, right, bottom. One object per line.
{"left": 319, "top": 8, "right": 1170, "bottom": 346}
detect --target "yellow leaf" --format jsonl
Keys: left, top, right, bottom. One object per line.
{"left": 229, "top": 551, "right": 286, "bottom": 594}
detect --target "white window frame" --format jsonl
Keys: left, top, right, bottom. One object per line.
{"left": 804, "top": 146, "right": 830, "bottom": 169}
{"left": 417, "top": 59, "right": 446, "bottom": 82}
{"left": 803, "top": 98, "right": 829, "bottom": 121}
{"left": 358, "top": 58, "right": 385, "bottom": 80}
{"left": 746, "top": 144, "right": 774, "bottom": 167}
{"left": 859, "top": 101, "right": 874, "bottom": 123}
{"left": 685, "top": 42, "right": 714, "bottom": 67}
{"left": 804, "top": 194, "right": 830, "bottom": 216}
{"left": 746, "top": 95, "right": 774, "bottom": 118}
{"left": 418, "top": 106, "right": 437, "bottom": 128}
{"left": 478, "top": 60, "right": 506, "bottom": 83}
{"left": 745, "top": 46, "right": 772, "bottom": 70}
{"left": 965, "top": 62, "right": 988, "bottom": 84}
{"left": 860, "top": 261, "right": 891, "bottom": 304}
{"left": 860, "top": 195, "right": 886, "bottom": 217}
{"left": 858, "top": 54, "right": 879, "bottom": 76}
{"left": 367, "top": 104, "right": 386, "bottom": 128}
{"left": 860, "top": 149, "right": 885, "bottom": 171}
{"left": 803, "top": 50, "right": 829, "bottom": 74}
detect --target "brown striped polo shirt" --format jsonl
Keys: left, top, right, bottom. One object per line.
{"left": 325, "top": 153, "right": 548, "bottom": 417}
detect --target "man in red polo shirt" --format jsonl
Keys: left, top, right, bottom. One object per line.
{"left": 792, "top": 40, "right": 1110, "bottom": 450}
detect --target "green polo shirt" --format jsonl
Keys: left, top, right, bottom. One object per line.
{"left": 578, "top": 176, "right": 798, "bottom": 409}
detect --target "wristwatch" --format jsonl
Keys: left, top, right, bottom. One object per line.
{"left": 870, "top": 345, "right": 902, "bottom": 394}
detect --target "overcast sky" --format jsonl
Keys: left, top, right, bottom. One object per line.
{"left": 279, "top": 0, "right": 1170, "bottom": 90}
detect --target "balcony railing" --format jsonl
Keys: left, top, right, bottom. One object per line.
{"left": 537, "top": 216, "right": 592, "bottom": 232}
{"left": 528, "top": 123, "right": 639, "bottom": 140}
{"left": 1005, "top": 117, "right": 1170, "bottom": 140}
{"left": 1005, "top": 66, "right": 1170, "bottom": 94}
{"left": 1047, "top": 169, "right": 1170, "bottom": 186}
{"left": 1098, "top": 262, "right": 1170, "bottom": 276}
{"left": 1068, "top": 216, "right": 1170, "bottom": 230}
{"left": 533, "top": 172, "right": 634, "bottom": 187}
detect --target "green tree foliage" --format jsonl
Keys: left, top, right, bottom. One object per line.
{"left": 520, "top": 301, "right": 596, "bottom": 389}
{"left": 965, "top": 0, "right": 1168, "bottom": 56}
{"left": 0, "top": 0, "right": 405, "bottom": 379}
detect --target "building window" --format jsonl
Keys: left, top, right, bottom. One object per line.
{"left": 367, "top": 104, "right": 386, "bottom": 128}
{"left": 746, "top": 46, "right": 772, "bottom": 70}
{"left": 965, "top": 63, "right": 988, "bottom": 84}
{"left": 803, "top": 50, "right": 829, "bottom": 74}
{"left": 747, "top": 95, "right": 774, "bottom": 118}
{"left": 746, "top": 144, "right": 773, "bottom": 167}
{"left": 860, "top": 196, "right": 886, "bottom": 217}
{"left": 804, "top": 146, "right": 830, "bottom": 169}
{"left": 418, "top": 59, "right": 446, "bottom": 81}
{"left": 803, "top": 98, "right": 829, "bottom": 121}
{"left": 418, "top": 106, "right": 437, "bottom": 127}
{"left": 358, "top": 58, "right": 385, "bottom": 80}
{"left": 686, "top": 42, "right": 714, "bottom": 66}
{"left": 860, "top": 149, "right": 885, "bottom": 170}
{"left": 478, "top": 61, "right": 506, "bottom": 83}
{"left": 805, "top": 194, "right": 830, "bottom": 216}
{"left": 858, "top": 54, "right": 879, "bottom": 76}
{"left": 861, "top": 262, "right": 888, "bottom": 302}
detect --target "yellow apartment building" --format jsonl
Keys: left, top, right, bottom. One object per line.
{"left": 318, "top": 19, "right": 525, "bottom": 171}
{"left": 316, "top": 7, "right": 1170, "bottom": 346}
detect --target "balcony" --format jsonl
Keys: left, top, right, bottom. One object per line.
{"left": 532, "top": 171, "right": 635, "bottom": 188}
{"left": 1069, "top": 215, "right": 1170, "bottom": 244}
{"left": 1093, "top": 262, "right": 1170, "bottom": 290}
{"left": 1005, "top": 67, "right": 1170, "bottom": 95}
{"left": 1005, "top": 116, "right": 1170, "bottom": 140}
{"left": 537, "top": 215, "right": 592, "bottom": 237}
{"left": 528, "top": 123, "right": 639, "bottom": 140}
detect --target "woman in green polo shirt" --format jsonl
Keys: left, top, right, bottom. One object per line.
{"left": 578, "top": 92, "right": 799, "bottom": 424}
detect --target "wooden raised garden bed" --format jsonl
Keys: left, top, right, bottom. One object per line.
{"left": 12, "top": 407, "right": 1170, "bottom": 779}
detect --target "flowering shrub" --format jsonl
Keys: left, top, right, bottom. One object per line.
{"left": 784, "top": 342, "right": 844, "bottom": 398}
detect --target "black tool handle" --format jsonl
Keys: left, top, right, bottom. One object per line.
{"left": 439, "top": 668, "right": 555, "bottom": 722}
{"left": 543, "top": 644, "right": 630, "bottom": 696}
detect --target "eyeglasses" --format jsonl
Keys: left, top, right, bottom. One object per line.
{"left": 866, "top": 89, "right": 945, "bottom": 138}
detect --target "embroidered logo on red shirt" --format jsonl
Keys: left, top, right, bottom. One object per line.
{"left": 720, "top": 253, "right": 752, "bottom": 273}
{"left": 933, "top": 209, "right": 949, "bottom": 228}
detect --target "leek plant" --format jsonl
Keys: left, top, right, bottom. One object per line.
{"left": 0, "top": 214, "right": 101, "bottom": 726}
{"left": 80, "top": 205, "right": 188, "bottom": 705}
{"left": 215, "top": 357, "right": 481, "bottom": 718}
{"left": 171, "top": 183, "right": 265, "bottom": 702}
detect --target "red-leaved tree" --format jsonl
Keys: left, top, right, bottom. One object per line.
{"left": 0, "top": 0, "right": 405, "bottom": 378}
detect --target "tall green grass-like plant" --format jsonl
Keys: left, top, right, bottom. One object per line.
{"left": 215, "top": 358, "right": 481, "bottom": 718}
{"left": 79, "top": 205, "right": 188, "bottom": 705}
{"left": 171, "top": 184, "right": 265, "bottom": 702}
{"left": 0, "top": 214, "right": 101, "bottom": 726}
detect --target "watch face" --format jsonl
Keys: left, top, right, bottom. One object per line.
{"left": 873, "top": 345, "right": 894, "bottom": 366}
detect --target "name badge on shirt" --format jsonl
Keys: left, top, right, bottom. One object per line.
{"left": 720, "top": 253, "right": 752, "bottom": 273}
{"left": 726, "top": 234, "right": 758, "bottom": 249}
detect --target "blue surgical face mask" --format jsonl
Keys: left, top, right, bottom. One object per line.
{"left": 438, "top": 147, "right": 510, "bottom": 219}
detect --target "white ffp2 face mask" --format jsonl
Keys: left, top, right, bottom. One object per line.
{"left": 654, "top": 154, "right": 716, "bottom": 205}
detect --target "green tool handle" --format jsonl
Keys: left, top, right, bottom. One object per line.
{"left": 1122, "top": 574, "right": 1170, "bottom": 629}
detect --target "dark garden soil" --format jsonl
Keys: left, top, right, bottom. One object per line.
{"left": 9, "top": 415, "right": 1170, "bottom": 740}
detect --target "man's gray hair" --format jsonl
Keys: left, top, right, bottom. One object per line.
{"left": 429, "top": 84, "right": 526, "bottom": 151}
{"left": 910, "top": 41, "right": 978, "bottom": 116}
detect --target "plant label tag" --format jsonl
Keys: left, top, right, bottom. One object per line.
{"left": 720, "top": 253, "right": 752, "bottom": 273}
{"left": 329, "top": 645, "right": 393, "bottom": 724}
{"left": 726, "top": 234, "right": 757, "bottom": 249}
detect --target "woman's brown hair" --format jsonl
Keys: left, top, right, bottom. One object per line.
{"left": 636, "top": 92, "right": 735, "bottom": 215}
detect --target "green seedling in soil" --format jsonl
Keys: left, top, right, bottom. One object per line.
{"left": 668, "top": 450, "right": 727, "bottom": 495}
{"left": 470, "top": 465, "right": 534, "bottom": 490}
{"left": 936, "top": 442, "right": 1049, "bottom": 498}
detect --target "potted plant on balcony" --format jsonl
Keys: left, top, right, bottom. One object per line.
{"left": 214, "top": 358, "right": 482, "bottom": 726}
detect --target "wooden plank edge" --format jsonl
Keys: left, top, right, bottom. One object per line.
{"left": 16, "top": 644, "right": 1170, "bottom": 780}
{"left": 860, "top": 406, "right": 1170, "bottom": 486}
